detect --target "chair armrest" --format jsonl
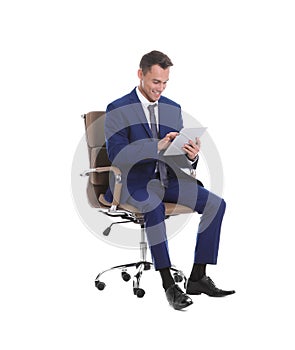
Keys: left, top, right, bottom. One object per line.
{"left": 80, "top": 166, "right": 122, "bottom": 210}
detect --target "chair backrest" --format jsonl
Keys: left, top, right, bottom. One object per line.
{"left": 83, "top": 111, "right": 110, "bottom": 208}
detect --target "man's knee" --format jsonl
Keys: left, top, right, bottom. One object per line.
{"left": 220, "top": 198, "right": 226, "bottom": 213}
{"left": 206, "top": 193, "right": 226, "bottom": 216}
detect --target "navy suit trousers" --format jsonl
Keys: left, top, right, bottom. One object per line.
{"left": 126, "top": 177, "right": 226, "bottom": 270}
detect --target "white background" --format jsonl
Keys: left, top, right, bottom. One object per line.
{"left": 1, "top": 0, "right": 294, "bottom": 349}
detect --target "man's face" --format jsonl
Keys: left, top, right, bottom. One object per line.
{"left": 138, "top": 64, "right": 170, "bottom": 102}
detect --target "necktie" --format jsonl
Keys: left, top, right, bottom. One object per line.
{"left": 147, "top": 104, "right": 168, "bottom": 187}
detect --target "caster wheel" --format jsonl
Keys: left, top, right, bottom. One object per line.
{"left": 121, "top": 271, "right": 131, "bottom": 282}
{"left": 134, "top": 288, "right": 145, "bottom": 298}
{"left": 173, "top": 273, "right": 183, "bottom": 283}
{"left": 95, "top": 281, "right": 106, "bottom": 291}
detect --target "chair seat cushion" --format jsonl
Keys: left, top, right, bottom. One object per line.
{"left": 98, "top": 194, "right": 193, "bottom": 216}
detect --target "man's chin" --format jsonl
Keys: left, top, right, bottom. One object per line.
{"left": 151, "top": 94, "right": 161, "bottom": 101}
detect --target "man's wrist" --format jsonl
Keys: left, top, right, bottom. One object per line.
{"left": 187, "top": 153, "right": 199, "bottom": 163}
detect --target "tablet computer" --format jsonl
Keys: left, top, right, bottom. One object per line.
{"left": 163, "top": 127, "right": 207, "bottom": 156}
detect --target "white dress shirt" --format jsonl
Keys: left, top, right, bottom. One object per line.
{"left": 136, "top": 87, "right": 159, "bottom": 131}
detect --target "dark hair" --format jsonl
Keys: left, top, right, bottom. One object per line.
{"left": 139, "top": 50, "right": 173, "bottom": 75}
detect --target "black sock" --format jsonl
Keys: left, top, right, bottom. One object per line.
{"left": 189, "top": 263, "right": 206, "bottom": 282}
{"left": 159, "top": 268, "right": 174, "bottom": 291}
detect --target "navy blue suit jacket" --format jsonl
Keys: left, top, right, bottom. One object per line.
{"left": 104, "top": 88, "right": 198, "bottom": 203}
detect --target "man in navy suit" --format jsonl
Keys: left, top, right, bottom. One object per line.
{"left": 104, "top": 50, "right": 235, "bottom": 310}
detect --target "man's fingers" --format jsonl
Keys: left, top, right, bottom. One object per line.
{"left": 166, "top": 132, "right": 179, "bottom": 140}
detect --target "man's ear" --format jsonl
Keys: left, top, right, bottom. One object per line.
{"left": 137, "top": 69, "right": 143, "bottom": 80}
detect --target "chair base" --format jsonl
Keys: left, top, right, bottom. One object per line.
{"left": 94, "top": 260, "right": 187, "bottom": 298}
{"left": 94, "top": 221, "right": 187, "bottom": 298}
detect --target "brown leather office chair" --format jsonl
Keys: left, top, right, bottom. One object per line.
{"left": 80, "top": 111, "right": 194, "bottom": 298}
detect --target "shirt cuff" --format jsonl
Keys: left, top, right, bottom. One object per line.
{"left": 186, "top": 153, "right": 199, "bottom": 163}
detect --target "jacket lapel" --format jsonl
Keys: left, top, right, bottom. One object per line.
{"left": 129, "top": 88, "right": 153, "bottom": 138}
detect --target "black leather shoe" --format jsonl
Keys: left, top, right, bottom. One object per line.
{"left": 186, "top": 276, "right": 235, "bottom": 297}
{"left": 165, "top": 284, "right": 193, "bottom": 310}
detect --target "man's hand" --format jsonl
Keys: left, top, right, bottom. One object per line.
{"left": 158, "top": 132, "right": 179, "bottom": 152}
{"left": 182, "top": 137, "right": 201, "bottom": 161}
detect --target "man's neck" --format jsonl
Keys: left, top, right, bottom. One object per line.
{"left": 136, "top": 86, "right": 157, "bottom": 105}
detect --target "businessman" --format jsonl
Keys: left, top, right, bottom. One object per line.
{"left": 104, "top": 50, "right": 235, "bottom": 310}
